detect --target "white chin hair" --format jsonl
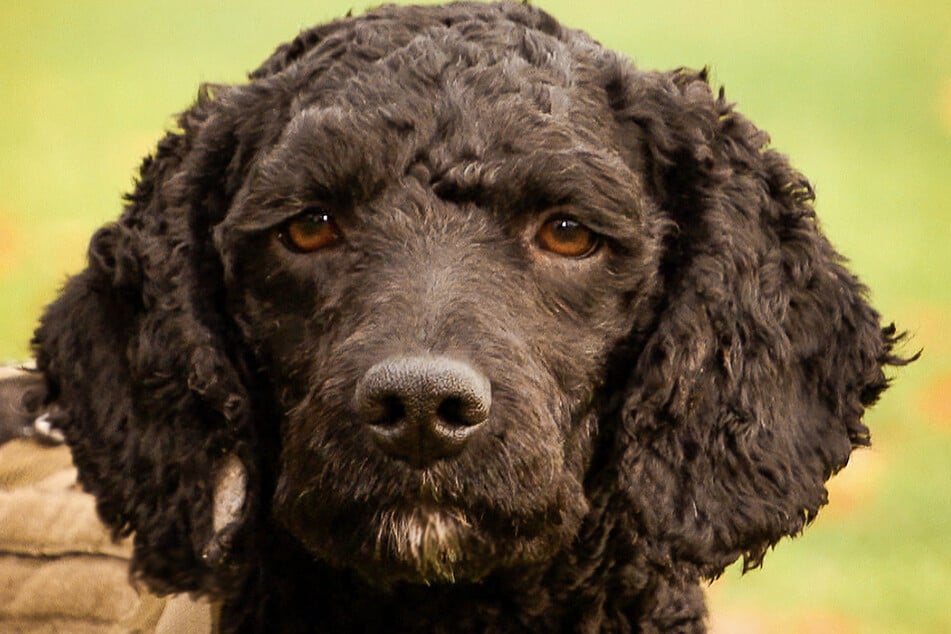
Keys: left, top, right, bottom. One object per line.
{"left": 375, "top": 507, "right": 472, "bottom": 582}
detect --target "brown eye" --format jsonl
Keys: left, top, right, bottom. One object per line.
{"left": 280, "top": 210, "right": 340, "bottom": 252}
{"left": 535, "top": 217, "right": 600, "bottom": 258}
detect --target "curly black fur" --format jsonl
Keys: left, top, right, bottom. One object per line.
{"left": 32, "top": 3, "right": 907, "bottom": 632}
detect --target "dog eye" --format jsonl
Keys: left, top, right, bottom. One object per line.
{"left": 279, "top": 210, "right": 341, "bottom": 253}
{"left": 535, "top": 217, "right": 600, "bottom": 258}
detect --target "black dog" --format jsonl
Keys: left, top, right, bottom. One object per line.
{"left": 28, "top": 3, "right": 905, "bottom": 631}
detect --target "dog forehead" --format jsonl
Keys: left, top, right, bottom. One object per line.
{"left": 262, "top": 95, "right": 638, "bottom": 226}
{"left": 223, "top": 8, "right": 642, "bottom": 234}
{"left": 264, "top": 35, "right": 623, "bottom": 196}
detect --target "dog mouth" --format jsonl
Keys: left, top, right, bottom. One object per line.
{"left": 280, "top": 493, "right": 492, "bottom": 585}
{"left": 277, "top": 475, "right": 580, "bottom": 587}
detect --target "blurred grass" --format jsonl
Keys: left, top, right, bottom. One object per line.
{"left": 1, "top": 1, "right": 948, "bottom": 631}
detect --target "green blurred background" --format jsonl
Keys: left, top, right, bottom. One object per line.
{"left": 1, "top": 1, "right": 948, "bottom": 631}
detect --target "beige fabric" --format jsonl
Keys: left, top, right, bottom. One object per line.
{"left": 0, "top": 439, "right": 213, "bottom": 633}
{"left": 0, "top": 367, "right": 29, "bottom": 380}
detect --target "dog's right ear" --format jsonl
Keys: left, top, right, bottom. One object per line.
{"left": 30, "top": 81, "right": 289, "bottom": 595}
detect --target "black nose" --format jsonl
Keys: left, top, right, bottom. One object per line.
{"left": 355, "top": 356, "right": 491, "bottom": 468}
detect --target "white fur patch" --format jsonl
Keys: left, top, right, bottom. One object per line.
{"left": 375, "top": 507, "right": 471, "bottom": 582}
{"left": 212, "top": 453, "right": 247, "bottom": 532}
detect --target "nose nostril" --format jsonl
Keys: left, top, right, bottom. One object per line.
{"left": 436, "top": 396, "right": 467, "bottom": 428}
{"left": 376, "top": 394, "right": 406, "bottom": 427}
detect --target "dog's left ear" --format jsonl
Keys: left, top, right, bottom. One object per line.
{"left": 605, "top": 66, "right": 909, "bottom": 577}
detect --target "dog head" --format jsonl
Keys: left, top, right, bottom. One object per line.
{"left": 32, "top": 2, "right": 902, "bottom": 595}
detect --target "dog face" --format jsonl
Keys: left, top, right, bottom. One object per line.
{"left": 33, "top": 2, "right": 900, "bottom": 605}
{"left": 216, "top": 40, "right": 662, "bottom": 582}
